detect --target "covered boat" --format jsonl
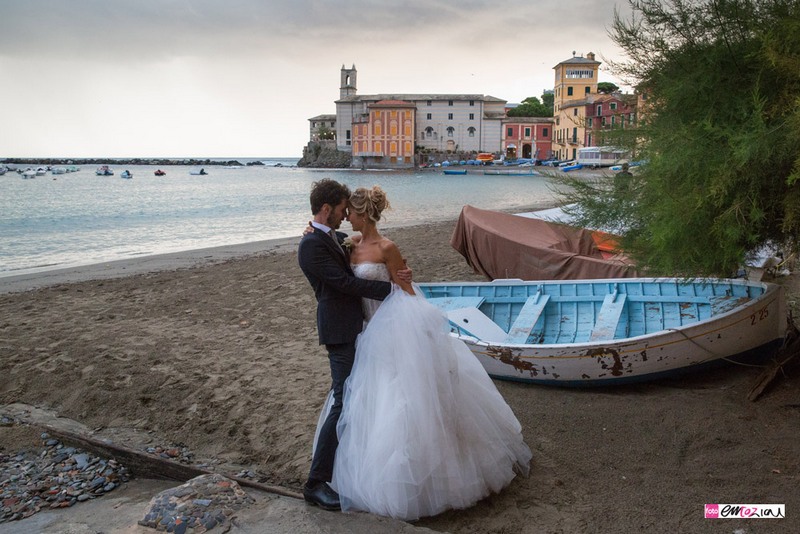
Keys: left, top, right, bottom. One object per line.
{"left": 419, "top": 278, "right": 786, "bottom": 386}
{"left": 451, "top": 205, "right": 636, "bottom": 281}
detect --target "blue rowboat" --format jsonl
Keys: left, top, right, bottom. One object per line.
{"left": 419, "top": 278, "right": 786, "bottom": 386}
{"left": 443, "top": 169, "right": 468, "bottom": 175}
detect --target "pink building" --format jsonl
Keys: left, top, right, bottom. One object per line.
{"left": 500, "top": 117, "right": 553, "bottom": 161}
{"left": 583, "top": 94, "right": 637, "bottom": 148}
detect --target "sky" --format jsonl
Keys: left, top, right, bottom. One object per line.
{"left": 0, "top": 0, "right": 632, "bottom": 159}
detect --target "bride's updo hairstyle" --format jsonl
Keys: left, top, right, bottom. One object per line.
{"left": 350, "top": 186, "right": 391, "bottom": 223}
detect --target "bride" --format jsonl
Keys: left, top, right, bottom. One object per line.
{"left": 317, "top": 185, "right": 532, "bottom": 521}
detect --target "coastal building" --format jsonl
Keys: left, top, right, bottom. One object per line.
{"left": 351, "top": 100, "right": 416, "bottom": 168}
{"left": 551, "top": 52, "right": 600, "bottom": 161}
{"left": 332, "top": 65, "right": 505, "bottom": 168}
{"left": 551, "top": 52, "right": 638, "bottom": 161}
{"left": 583, "top": 93, "right": 637, "bottom": 148}
{"left": 308, "top": 114, "right": 336, "bottom": 141}
{"left": 501, "top": 117, "right": 553, "bottom": 160}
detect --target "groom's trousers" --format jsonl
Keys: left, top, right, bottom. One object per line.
{"left": 308, "top": 342, "right": 356, "bottom": 484}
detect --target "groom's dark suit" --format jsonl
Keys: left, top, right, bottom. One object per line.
{"left": 298, "top": 226, "right": 391, "bottom": 484}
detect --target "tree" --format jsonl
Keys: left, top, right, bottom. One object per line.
{"left": 507, "top": 94, "right": 553, "bottom": 117}
{"left": 596, "top": 82, "right": 620, "bottom": 94}
{"left": 316, "top": 125, "right": 335, "bottom": 141}
{"left": 552, "top": 0, "right": 800, "bottom": 277}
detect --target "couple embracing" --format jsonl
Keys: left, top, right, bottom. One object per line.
{"left": 298, "top": 178, "right": 531, "bottom": 521}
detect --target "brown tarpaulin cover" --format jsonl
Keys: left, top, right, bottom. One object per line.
{"left": 450, "top": 205, "right": 638, "bottom": 280}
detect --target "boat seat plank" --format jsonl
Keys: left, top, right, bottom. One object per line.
{"left": 425, "top": 296, "right": 486, "bottom": 312}
{"left": 504, "top": 294, "right": 551, "bottom": 344}
{"left": 446, "top": 307, "right": 507, "bottom": 344}
{"left": 708, "top": 295, "right": 745, "bottom": 316}
{"left": 590, "top": 293, "right": 627, "bottom": 341}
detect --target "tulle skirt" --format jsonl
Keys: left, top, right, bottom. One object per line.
{"left": 316, "top": 288, "right": 532, "bottom": 521}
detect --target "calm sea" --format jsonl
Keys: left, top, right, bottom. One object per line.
{"left": 0, "top": 158, "right": 559, "bottom": 277}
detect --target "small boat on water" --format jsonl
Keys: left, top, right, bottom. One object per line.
{"left": 120, "top": 170, "right": 133, "bottom": 179}
{"left": 154, "top": 169, "right": 166, "bottom": 176}
{"left": 419, "top": 277, "right": 786, "bottom": 386}
{"left": 21, "top": 168, "right": 37, "bottom": 179}
{"left": 484, "top": 170, "right": 538, "bottom": 176}
{"left": 0, "top": 166, "right": 7, "bottom": 176}
{"left": 189, "top": 168, "right": 208, "bottom": 175}
{"left": 443, "top": 169, "right": 468, "bottom": 175}
{"left": 96, "top": 166, "right": 114, "bottom": 176}
{"left": 51, "top": 167, "right": 67, "bottom": 175}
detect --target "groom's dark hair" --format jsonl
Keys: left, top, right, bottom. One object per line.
{"left": 310, "top": 179, "right": 351, "bottom": 215}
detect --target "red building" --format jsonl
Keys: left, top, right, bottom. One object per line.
{"left": 583, "top": 93, "right": 637, "bottom": 148}
{"left": 501, "top": 117, "right": 553, "bottom": 161}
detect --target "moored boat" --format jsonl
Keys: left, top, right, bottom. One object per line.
{"left": 443, "top": 169, "right": 467, "bottom": 175}
{"left": 96, "top": 166, "right": 114, "bottom": 176}
{"left": 189, "top": 168, "right": 208, "bottom": 175}
{"left": 154, "top": 169, "right": 166, "bottom": 176}
{"left": 120, "top": 170, "right": 133, "bottom": 179}
{"left": 419, "top": 277, "right": 786, "bottom": 386}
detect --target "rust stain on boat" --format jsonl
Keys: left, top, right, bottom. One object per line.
{"left": 485, "top": 346, "right": 540, "bottom": 377}
{"left": 586, "top": 347, "right": 624, "bottom": 376}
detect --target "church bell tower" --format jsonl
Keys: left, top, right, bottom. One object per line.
{"left": 340, "top": 64, "right": 357, "bottom": 99}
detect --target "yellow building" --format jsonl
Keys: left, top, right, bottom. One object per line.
{"left": 552, "top": 52, "right": 600, "bottom": 161}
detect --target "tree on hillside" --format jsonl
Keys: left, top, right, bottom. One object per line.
{"left": 596, "top": 82, "right": 620, "bottom": 94}
{"left": 507, "top": 95, "right": 553, "bottom": 117}
{"left": 552, "top": 0, "right": 800, "bottom": 277}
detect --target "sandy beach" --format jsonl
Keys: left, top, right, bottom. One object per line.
{"left": 1, "top": 216, "right": 798, "bottom": 533}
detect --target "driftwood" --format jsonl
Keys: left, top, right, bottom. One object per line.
{"left": 748, "top": 313, "right": 800, "bottom": 401}
{"left": 29, "top": 422, "right": 303, "bottom": 500}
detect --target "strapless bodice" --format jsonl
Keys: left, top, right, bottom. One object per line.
{"left": 352, "top": 262, "right": 391, "bottom": 283}
{"left": 352, "top": 262, "right": 390, "bottom": 321}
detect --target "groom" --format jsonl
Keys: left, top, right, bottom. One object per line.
{"left": 298, "top": 178, "right": 410, "bottom": 511}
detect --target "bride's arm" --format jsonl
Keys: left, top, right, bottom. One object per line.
{"left": 382, "top": 240, "right": 415, "bottom": 295}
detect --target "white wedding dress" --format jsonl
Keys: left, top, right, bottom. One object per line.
{"left": 315, "top": 262, "right": 532, "bottom": 521}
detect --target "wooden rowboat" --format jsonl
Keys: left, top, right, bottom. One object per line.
{"left": 443, "top": 169, "right": 468, "bottom": 175}
{"left": 419, "top": 278, "right": 786, "bottom": 386}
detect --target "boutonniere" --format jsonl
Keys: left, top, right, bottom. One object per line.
{"left": 342, "top": 237, "right": 354, "bottom": 253}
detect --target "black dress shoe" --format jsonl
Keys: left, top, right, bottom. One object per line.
{"left": 303, "top": 481, "right": 341, "bottom": 511}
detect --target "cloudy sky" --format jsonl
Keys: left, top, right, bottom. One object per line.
{"left": 0, "top": 0, "right": 632, "bottom": 158}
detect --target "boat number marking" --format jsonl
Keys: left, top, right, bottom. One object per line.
{"left": 750, "top": 306, "right": 769, "bottom": 325}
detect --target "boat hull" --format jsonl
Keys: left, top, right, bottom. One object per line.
{"left": 420, "top": 278, "right": 786, "bottom": 386}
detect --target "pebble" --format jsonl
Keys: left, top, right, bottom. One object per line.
{"left": 2, "top": 421, "right": 256, "bottom": 531}
{"left": 0, "top": 428, "right": 131, "bottom": 524}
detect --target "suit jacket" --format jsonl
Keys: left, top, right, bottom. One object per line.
{"left": 298, "top": 227, "right": 391, "bottom": 345}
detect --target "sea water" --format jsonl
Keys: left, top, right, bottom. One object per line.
{"left": 0, "top": 159, "right": 560, "bottom": 277}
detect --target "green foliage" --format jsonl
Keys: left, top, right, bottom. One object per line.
{"left": 316, "top": 125, "right": 335, "bottom": 140}
{"left": 554, "top": 0, "right": 800, "bottom": 277}
{"left": 597, "top": 82, "right": 620, "bottom": 94}
{"left": 507, "top": 94, "right": 553, "bottom": 117}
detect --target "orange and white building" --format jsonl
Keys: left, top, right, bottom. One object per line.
{"left": 351, "top": 100, "right": 416, "bottom": 168}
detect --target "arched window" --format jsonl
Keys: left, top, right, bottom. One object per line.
{"left": 447, "top": 127, "right": 455, "bottom": 137}
{"left": 468, "top": 127, "right": 476, "bottom": 137}
{"left": 425, "top": 126, "right": 434, "bottom": 139}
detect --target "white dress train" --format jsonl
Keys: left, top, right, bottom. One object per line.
{"left": 315, "top": 262, "right": 532, "bottom": 521}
